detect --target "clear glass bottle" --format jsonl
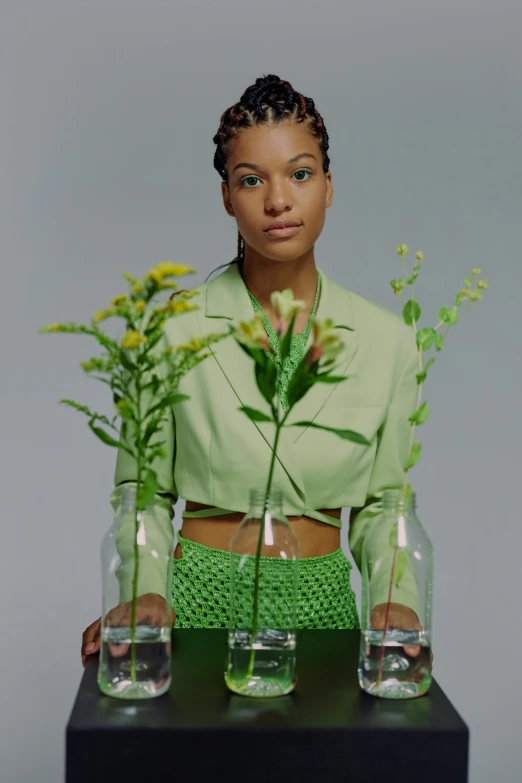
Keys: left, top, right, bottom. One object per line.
{"left": 225, "top": 488, "right": 300, "bottom": 698}
{"left": 358, "top": 488, "right": 433, "bottom": 699}
{"left": 98, "top": 484, "right": 174, "bottom": 699}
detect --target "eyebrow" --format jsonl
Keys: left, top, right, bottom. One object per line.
{"left": 232, "top": 152, "right": 318, "bottom": 175}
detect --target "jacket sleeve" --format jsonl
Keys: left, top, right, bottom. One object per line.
{"left": 109, "top": 332, "right": 178, "bottom": 603}
{"left": 348, "top": 324, "right": 421, "bottom": 618}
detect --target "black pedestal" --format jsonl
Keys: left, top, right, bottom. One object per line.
{"left": 66, "top": 628, "right": 468, "bottom": 782}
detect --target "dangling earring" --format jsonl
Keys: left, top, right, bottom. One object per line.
{"left": 237, "top": 230, "right": 245, "bottom": 264}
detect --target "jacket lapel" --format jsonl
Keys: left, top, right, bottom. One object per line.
{"left": 203, "top": 263, "right": 359, "bottom": 503}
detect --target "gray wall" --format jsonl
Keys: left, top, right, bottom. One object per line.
{"left": 2, "top": 1, "right": 520, "bottom": 781}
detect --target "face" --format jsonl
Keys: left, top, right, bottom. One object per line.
{"left": 221, "top": 122, "right": 333, "bottom": 265}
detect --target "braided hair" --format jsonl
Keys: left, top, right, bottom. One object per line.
{"left": 204, "top": 73, "right": 330, "bottom": 284}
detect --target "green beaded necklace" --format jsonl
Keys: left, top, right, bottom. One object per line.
{"left": 246, "top": 271, "right": 322, "bottom": 413}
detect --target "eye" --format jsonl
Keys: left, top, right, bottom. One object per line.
{"left": 239, "top": 168, "right": 313, "bottom": 188}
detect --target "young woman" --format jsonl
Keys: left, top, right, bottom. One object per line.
{"left": 81, "top": 74, "right": 432, "bottom": 666}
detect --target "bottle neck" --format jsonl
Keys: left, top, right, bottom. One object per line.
{"left": 382, "top": 488, "right": 416, "bottom": 514}
{"left": 248, "top": 488, "right": 283, "bottom": 515}
{"left": 121, "top": 484, "right": 138, "bottom": 513}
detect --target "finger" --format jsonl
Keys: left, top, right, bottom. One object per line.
{"left": 403, "top": 645, "right": 421, "bottom": 657}
{"left": 82, "top": 619, "right": 101, "bottom": 655}
{"left": 108, "top": 642, "right": 130, "bottom": 657}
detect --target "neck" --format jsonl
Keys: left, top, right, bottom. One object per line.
{"left": 240, "top": 255, "right": 319, "bottom": 312}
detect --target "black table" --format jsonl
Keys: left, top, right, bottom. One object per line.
{"left": 66, "top": 628, "right": 468, "bottom": 782}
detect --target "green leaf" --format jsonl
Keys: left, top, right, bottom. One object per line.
{"left": 388, "top": 521, "right": 399, "bottom": 548}
{"left": 119, "top": 351, "right": 136, "bottom": 373}
{"left": 435, "top": 334, "right": 444, "bottom": 351}
{"left": 238, "top": 405, "right": 273, "bottom": 423}
{"left": 425, "top": 356, "right": 436, "bottom": 371}
{"left": 394, "top": 549, "right": 409, "bottom": 588}
{"left": 60, "top": 399, "right": 115, "bottom": 429}
{"left": 88, "top": 421, "right": 122, "bottom": 449}
{"left": 290, "top": 420, "right": 371, "bottom": 445}
{"left": 416, "top": 327, "right": 436, "bottom": 351}
{"left": 404, "top": 441, "right": 422, "bottom": 471}
{"left": 146, "top": 393, "right": 190, "bottom": 419}
{"left": 416, "top": 370, "right": 427, "bottom": 384}
{"left": 313, "top": 373, "right": 348, "bottom": 384}
{"left": 403, "top": 299, "right": 421, "bottom": 325}
{"left": 235, "top": 338, "right": 260, "bottom": 363}
{"left": 286, "top": 374, "right": 314, "bottom": 408}
{"left": 438, "top": 306, "right": 457, "bottom": 325}
{"left": 280, "top": 313, "right": 297, "bottom": 362}
{"left": 464, "top": 276, "right": 472, "bottom": 286}
{"left": 255, "top": 361, "right": 277, "bottom": 405}
{"left": 59, "top": 399, "right": 96, "bottom": 418}
{"left": 136, "top": 469, "right": 158, "bottom": 510}
{"left": 408, "top": 400, "right": 430, "bottom": 425}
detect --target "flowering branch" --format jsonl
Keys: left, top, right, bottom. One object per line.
{"left": 373, "top": 244, "right": 489, "bottom": 691}
{"left": 41, "top": 261, "right": 228, "bottom": 683}
{"left": 234, "top": 287, "right": 372, "bottom": 684}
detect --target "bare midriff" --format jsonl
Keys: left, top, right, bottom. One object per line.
{"left": 174, "top": 500, "right": 342, "bottom": 560}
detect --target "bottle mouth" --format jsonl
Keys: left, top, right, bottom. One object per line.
{"left": 249, "top": 488, "right": 283, "bottom": 506}
{"left": 382, "top": 488, "right": 416, "bottom": 510}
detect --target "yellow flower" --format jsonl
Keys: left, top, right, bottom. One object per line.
{"left": 477, "top": 280, "right": 489, "bottom": 289}
{"left": 236, "top": 312, "right": 270, "bottom": 351}
{"left": 170, "top": 299, "right": 198, "bottom": 314}
{"left": 121, "top": 330, "right": 147, "bottom": 349}
{"left": 132, "top": 282, "right": 143, "bottom": 294}
{"left": 134, "top": 300, "right": 146, "bottom": 313}
{"left": 155, "top": 261, "right": 195, "bottom": 277}
{"left": 396, "top": 244, "right": 409, "bottom": 257}
{"left": 92, "top": 310, "right": 107, "bottom": 322}
{"left": 472, "top": 267, "right": 482, "bottom": 275}
{"left": 111, "top": 294, "right": 127, "bottom": 306}
{"left": 44, "top": 322, "right": 62, "bottom": 332}
{"left": 177, "top": 337, "right": 204, "bottom": 352}
{"left": 146, "top": 268, "right": 163, "bottom": 284}
{"left": 147, "top": 262, "right": 196, "bottom": 285}
{"left": 416, "top": 251, "right": 424, "bottom": 261}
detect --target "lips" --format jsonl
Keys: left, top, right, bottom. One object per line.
{"left": 265, "top": 224, "right": 302, "bottom": 238}
{"left": 265, "top": 221, "right": 301, "bottom": 231}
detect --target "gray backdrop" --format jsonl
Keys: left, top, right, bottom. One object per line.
{"left": 2, "top": 1, "right": 521, "bottom": 781}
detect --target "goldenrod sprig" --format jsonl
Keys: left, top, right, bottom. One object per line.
{"left": 41, "top": 260, "right": 228, "bottom": 685}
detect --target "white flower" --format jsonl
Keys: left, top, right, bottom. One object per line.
{"left": 270, "top": 289, "right": 306, "bottom": 333}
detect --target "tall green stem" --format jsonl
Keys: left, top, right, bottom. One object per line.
{"left": 245, "top": 408, "right": 288, "bottom": 680}
{"left": 129, "top": 373, "right": 142, "bottom": 684}
{"left": 375, "top": 321, "right": 424, "bottom": 693}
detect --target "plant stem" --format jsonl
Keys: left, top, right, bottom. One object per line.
{"left": 129, "top": 375, "right": 143, "bottom": 685}
{"left": 245, "top": 409, "right": 286, "bottom": 681}
{"left": 375, "top": 280, "right": 423, "bottom": 693}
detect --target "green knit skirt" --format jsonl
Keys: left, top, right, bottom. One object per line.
{"left": 171, "top": 530, "right": 360, "bottom": 630}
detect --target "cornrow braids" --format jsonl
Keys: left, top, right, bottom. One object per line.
{"left": 205, "top": 74, "right": 330, "bottom": 283}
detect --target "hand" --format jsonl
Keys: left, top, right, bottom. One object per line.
{"left": 370, "top": 602, "right": 434, "bottom": 667}
{"left": 81, "top": 593, "right": 176, "bottom": 668}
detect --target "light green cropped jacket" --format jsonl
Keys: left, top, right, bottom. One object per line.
{"left": 111, "top": 262, "right": 421, "bottom": 615}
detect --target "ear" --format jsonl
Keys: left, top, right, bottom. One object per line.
{"left": 221, "top": 180, "right": 236, "bottom": 218}
{"left": 325, "top": 171, "right": 334, "bottom": 209}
